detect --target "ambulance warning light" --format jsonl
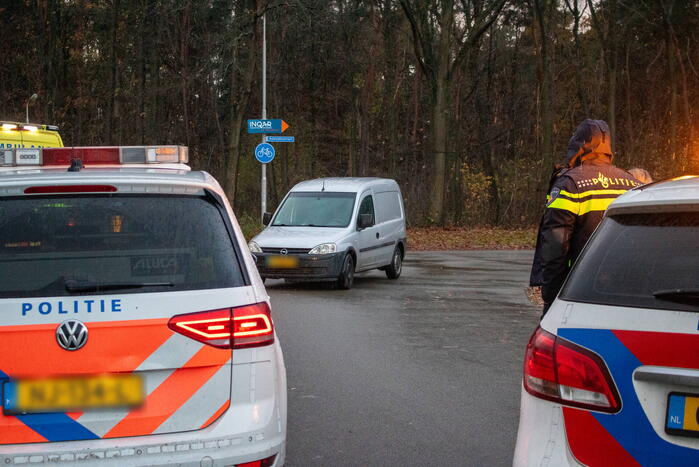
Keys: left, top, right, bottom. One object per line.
{"left": 0, "top": 146, "right": 188, "bottom": 167}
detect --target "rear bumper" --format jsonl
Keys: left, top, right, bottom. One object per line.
{"left": 254, "top": 251, "right": 345, "bottom": 280}
{"left": 513, "top": 386, "right": 582, "bottom": 467}
{"left": 0, "top": 341, "right": 287, "bottom": 467}
{"left": 0, "top": 436, "right": 286, "bottom": 467}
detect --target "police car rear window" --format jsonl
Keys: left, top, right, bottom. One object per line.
{"left": 0, "top": 195, "right": 245, "bottom": 298}
{"left": 560, "top": 212, "right": 699, "bottom": 312}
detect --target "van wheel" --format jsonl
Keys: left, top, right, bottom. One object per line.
{"left": 337, "top": 254, "right": 355, "bottom": 290}
{"left": 385, "top": 247, "right": 402, "bottom": 280}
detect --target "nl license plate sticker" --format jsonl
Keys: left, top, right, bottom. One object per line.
{"left": 3, "top": 374, "right": 144, "bottom": 415}
{"left": 666, "top": 392, "right": 699, "bottom": 438}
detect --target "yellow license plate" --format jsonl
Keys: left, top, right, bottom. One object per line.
{"left": 267, "top": 255, "right": 299, "bottom": 268}
{"left": 3, "top": 374, "right": 144, "bottom": 414}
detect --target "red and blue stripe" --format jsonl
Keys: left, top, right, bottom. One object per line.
{"left": 559, "top": 328, "right": 699, "bottom": 466}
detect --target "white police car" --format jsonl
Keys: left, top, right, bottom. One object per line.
{"left": 514, "top": 176, "right": 699, "bottom": 466}
{"left": 0, "top": 146, "right": 286, "bottom": 466}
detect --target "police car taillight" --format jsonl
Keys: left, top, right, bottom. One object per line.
{"left": 168, "top": 303, "right": 274, "bottom": 350}
{"left": 236, "top": 454, "right": 277, "bottom": 467}
{"left": 523, "top": 327, "right": 621, "bottom": 413}
{"left": 0, "top": 145, "right": 188, "bottom": 167}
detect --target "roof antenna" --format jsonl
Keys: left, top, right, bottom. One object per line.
{"left": 68, "top": 158, "right": 83, "bottom": 172}
{"left": 321, "top": 179, "right": 325, "bottom": 192}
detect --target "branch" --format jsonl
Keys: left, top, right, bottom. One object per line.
{"left": 450, "top": 0, "right": 508, "bottom": 76}
{"left": 399, "top": 0, "right": 436, "bottom": 83}
{"left": 586, "top": 0, "right": 610, "bottom": 64}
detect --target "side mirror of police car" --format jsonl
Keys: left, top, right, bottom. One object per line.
{"left": 358, "top": 213, "right": 374, "bottom": 230}
{"left": 262, "top": 212, "right": 272, "bottom": 226}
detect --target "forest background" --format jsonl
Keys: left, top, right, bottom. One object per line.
{"left": 2, "top": 0, "right": 698, "bottom": 229}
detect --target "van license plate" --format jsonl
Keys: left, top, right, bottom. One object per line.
{"left": 3, "top": 374, "right": 144, "bottom": 414}
{"left": 665, "top": 392, "right": 699, "bottom": 438}
{"left": 267, "top": 255, "right": 299, "bottom": 269}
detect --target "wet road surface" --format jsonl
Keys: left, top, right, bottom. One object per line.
{"left": 269, "top": 250, "right": 540, "bottom": 466}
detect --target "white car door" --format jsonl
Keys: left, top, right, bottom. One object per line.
{"left": 355, "top": 192, "right": 380, "bottom": 270}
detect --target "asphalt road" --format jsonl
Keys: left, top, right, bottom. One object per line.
{"left": 268, "top": 250, "right": 540, "bottom": 467}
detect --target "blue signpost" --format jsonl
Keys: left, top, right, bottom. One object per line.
{"left": 265, "top": 136, "right": 295, "bottom": 143}
{"left": 255, "top": 143, "right": 275, "bottom": 164}
{"left": 247, "top": 119, "right": 289, "bottom": 134}
{"left": 248, "top": 115, "right": 290, "bottom": 222}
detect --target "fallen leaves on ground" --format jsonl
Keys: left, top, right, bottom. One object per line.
{"left": 407, "top": 227, "right": 536, "bottom": 251}
{"left": 526, "top": 286, "right": 544, "bottom": 307}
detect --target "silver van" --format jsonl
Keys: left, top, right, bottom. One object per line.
{"left": 248, "top": 177, "right": 407, "bottom": 289}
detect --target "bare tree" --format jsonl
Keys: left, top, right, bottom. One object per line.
{"left": 399, "top": 0, "right": 507, "bottom": 225}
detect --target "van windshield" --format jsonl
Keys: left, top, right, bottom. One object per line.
{"left": 0, "top": 195, "right": 246, "bottom": 298}
{"left": 273, "top": 192, "right": 356, "bottom": 227}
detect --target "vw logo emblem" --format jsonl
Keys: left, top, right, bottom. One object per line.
{"left": 56, "top": 320, "right": 89, "bottom": 351}
{"left": 280, "top": 249, "right": 288, "bottom": 255}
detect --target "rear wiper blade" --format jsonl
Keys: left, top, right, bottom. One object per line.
{"left": 652, "top": 289, "right": 699, "bottom": 302}
{"left": 65, "top": 281, "right": 175, "bottom": 293}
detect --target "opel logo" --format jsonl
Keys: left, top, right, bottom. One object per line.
{"left": 56, "top": 320, "right": 88, "bottom": 351}
{"left": 280, "top": 249, "right": 288, "bottom": 255}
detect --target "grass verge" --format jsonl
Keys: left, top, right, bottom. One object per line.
{"left": 407, "top": 227, "right": 537, "bottom": 251}
{"left": 238, "top": 214, "right": 263, "bottom": 241}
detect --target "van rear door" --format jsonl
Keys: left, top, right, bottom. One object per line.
{"left": 373, "top": 190, "right": 403, "bottom": 265}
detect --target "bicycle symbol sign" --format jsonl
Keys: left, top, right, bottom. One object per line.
{"left": 255, "top": 143, "right": 275, "bottom": 163}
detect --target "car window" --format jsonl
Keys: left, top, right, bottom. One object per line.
{"left": 358, "top": 195, "right": 375, "bottom": 226}
{"left": 560, "top": 212, "right": 699, "bottom": 311}
{"left": 375, "top": 191, "right": 402, "bottom": 222}
{"left": 0, "top": 195, "right": 246, "bottom": 298}
{"left": 272, "top": 192, "right": 356, "bottom": 227}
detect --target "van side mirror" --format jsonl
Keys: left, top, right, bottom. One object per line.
{"left": 358, "top": 213, "right": 374, "bottom": 230}
{"left": 262, "top": 212, "right": 272, "bottom": 226}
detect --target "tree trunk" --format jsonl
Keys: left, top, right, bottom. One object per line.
{"left": 106, "top": 0, "right": 120, "bottom": 144}
{"left": 180, "top": 1, "right": 192, "bottom": 148}
{"left": 428, "top": 0, "right": 453, "bottom": 225}
{"left": 429, "top": 69, "right": 449, "bottom": 225}
{"left": 624, "top": 43, "right": 634, "bottom": 158}
{"left": 607, "top": 57, "right": 617, "bottom": 153}
{"left": 224, "top": 31, "right": 257, "bottom": 205}
{"left": 532, "top": 0, "right": 554, "bottom": 186}
{"left": 571, "top": 1, "right": 587, "bottom": 115}
{"left": 138, "top": 0, "right": 148, "bottom": 144}
{"left": 667, "top": 35, "right": 677, "bottom": 162}
{"left": 224, "top": 58, "right": 255, "bottom": 206}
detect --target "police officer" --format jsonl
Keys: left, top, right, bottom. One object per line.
{"left": 530, "top": 119, "right": 640, "bottom": 313}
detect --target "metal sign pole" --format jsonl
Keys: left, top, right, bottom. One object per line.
{"left": 261, "top": 13, "right": 267, "bottom": 222}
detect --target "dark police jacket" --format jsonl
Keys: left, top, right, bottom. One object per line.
{"left": 530, "top": 160, "right": 640, "bottom": 306}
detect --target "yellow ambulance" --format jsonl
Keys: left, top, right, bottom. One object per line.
{"left": 0, "top": 122, "right": 64, "bottom": 149}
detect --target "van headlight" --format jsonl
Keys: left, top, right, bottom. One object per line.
{"left": 309, "top": 243, "right": 337, "bottom": 255}
{"left": 248, "top": 241, "right": 262, "bottom": 253}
